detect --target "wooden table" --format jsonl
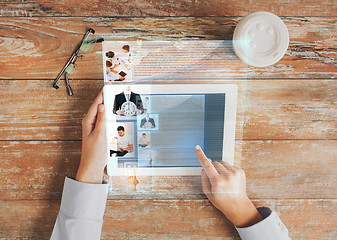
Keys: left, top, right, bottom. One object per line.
{"left": 1, "top": 1, "right": 336, "bottom": 239}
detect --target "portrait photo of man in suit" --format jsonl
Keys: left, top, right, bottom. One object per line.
{"left": 113, "top": 90, "right": 144, "bottom": 116}
{"left": 140, "top": 114, "right": 157, "bottom": 129}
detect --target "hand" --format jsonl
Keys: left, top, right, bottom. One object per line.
{"left": 195, "top": 145, "right": 263, "bottom": 228}
{"left": 127, "top": 175, "right": 139, "bottom": 191}
{"left": 76, "top": 91, "right": 107, "bottom": 184}
{"left": 117, "top": 110, "right": 124, "bottom": 115}
{"left": 127, "top": 175, "right": 139, "bottom": 186}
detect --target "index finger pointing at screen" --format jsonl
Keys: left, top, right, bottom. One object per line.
{"left": 195, "top": 145, "right": 218, "bottom": 179}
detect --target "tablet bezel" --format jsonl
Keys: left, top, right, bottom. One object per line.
{"left": 103, "top": 84, "right": 237, "bottom": 176}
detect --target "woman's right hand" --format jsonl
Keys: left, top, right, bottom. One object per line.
{"left": 194, "top": 145, "right": 263, "bottom": 228}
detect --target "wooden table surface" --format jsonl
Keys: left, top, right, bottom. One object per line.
{"left": 1, "top": 1, "right": 337, "bottom": 239}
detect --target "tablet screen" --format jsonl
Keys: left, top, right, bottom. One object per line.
{"left": 106, "top": 92, "right": 225, "bottom": 169}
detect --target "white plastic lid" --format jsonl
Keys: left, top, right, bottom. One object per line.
{"left": 233, "top": 11, "right": 289, "bottom": 67}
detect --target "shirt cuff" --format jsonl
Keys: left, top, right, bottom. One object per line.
{"left": 59, "top": 177, "right": 109, "bottom": 221}
{"left": 235, "top": 207, "right": 290, "bottom": 240}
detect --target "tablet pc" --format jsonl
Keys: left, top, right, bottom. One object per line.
{"left": 103, "top": 84, "right": 237, "bottom": 176}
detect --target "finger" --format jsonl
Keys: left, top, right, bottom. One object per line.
{"left": 195, "top": 145, "right": 219, "bottom": 180}
{"left": 92, "top": 104, "right": 106, "bottom": 134}
{"left": 201, "top": 170, "right": 212, "bottom": 199}
{"left": 86, "top": 90, "right": 104, "bottom": 120}
{"left": 212, "top": 161, "right": 230, "bottom": 175}
{"left": 83, "top": 90, "right": 103, "bottom": 136}
{"left": 219, "top": 160, "right": 236, "bottom": 173}
{"left": 231, "top": 164, "right": 241, "bottom": 170}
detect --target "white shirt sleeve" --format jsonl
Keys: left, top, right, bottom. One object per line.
{"left": 50, "top": 177, "right": 109, "bottom": 240}
{"left": 235, "top": 207, "right": 291, "bottom": 240}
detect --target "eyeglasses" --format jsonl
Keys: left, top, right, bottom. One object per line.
{"left": 53, "top": 28, "right": 104, "bottom": 96}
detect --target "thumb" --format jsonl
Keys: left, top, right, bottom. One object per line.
{"left": 95, "top": 104, "right": 106, "bottom": 132}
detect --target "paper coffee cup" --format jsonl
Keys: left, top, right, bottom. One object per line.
{"left": 233, "top": 11, "right": 289, "bottom": 67}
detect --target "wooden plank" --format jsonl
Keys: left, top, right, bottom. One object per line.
{"left": 102, "top": 199, "right": 337, "bottom": 240}
{"left": 1, "top": 200, "right": 59, "bottom": 239}
{"left": 241, "top": 79, "right": 337, "bottom": 140}
{"left": 241, "top": 140, "right": 337, "bottom": 199}
{"left": 0, "top": 17, "right": 336, "bottom": 79}
{"left": 0, "top": 80, "right": 104, "bottom": 141}
{"left": 0, "top": 141, "right": 81, "bottom": 200}
{"left": 1, "top": 199, "right": 336, "bottom": 239}
{"left": 1, "top": 0, "right": 336, "bottom": 17}
{"left": 1, "top": 79, "right": 336, "bottom": 141}
{"left": 1, "top": 140, "right": 336, "bottom": 200}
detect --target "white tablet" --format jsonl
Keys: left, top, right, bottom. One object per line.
{"left": 103, "top": 84, "right": 237, "bottom": 176}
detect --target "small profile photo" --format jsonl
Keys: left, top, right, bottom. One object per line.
{"left": 138, "top": 132, "right": 151, "bottom": 148}
{"left": 141, "top": 95, "right": 151, "bottom": 113}
{"left": 109, "top": 123, "right": 135, "bottom": 158}
{"left": 138, "top": 114, "right": 159, "bottom": 130}
{"left": 138, "top": 149, "right": 159, "bottom": 167}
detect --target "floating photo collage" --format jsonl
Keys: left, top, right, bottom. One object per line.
{"left": 107, "top": 87, "right": 160, "bottom": 169}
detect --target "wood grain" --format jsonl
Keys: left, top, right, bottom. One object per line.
{"left": 1, "top": 0, "right": 336, "bottom": 17}
{"left": 1, "top": 1, "right": 336, "bottom": 239}
{"left": 1, "top": 199, "right": 336, "bottom": 239}
{"left": 1, "top": 140, "right": 336, "bottom": 200}
{"left": 1, "top": 79, "right": 336, "bottom": 141}
{"left": 0, "top": 141, "right": 81, "bottom": 200}
{"left": 0, "top": 17, "right": 336, "bottom": 79}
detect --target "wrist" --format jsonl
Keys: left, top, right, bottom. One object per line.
{"left": 76, "top": 162, "right": 105, "bottom": 184}
{"left": 220, "top": 196, "right": 263, "bottom": 228}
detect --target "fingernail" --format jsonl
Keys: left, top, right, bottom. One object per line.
{"left": 98, "top": 104, "right": 105, "bottom": 112}
{"left": 195, "top": 145, "right": 200, "bottom": 150}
